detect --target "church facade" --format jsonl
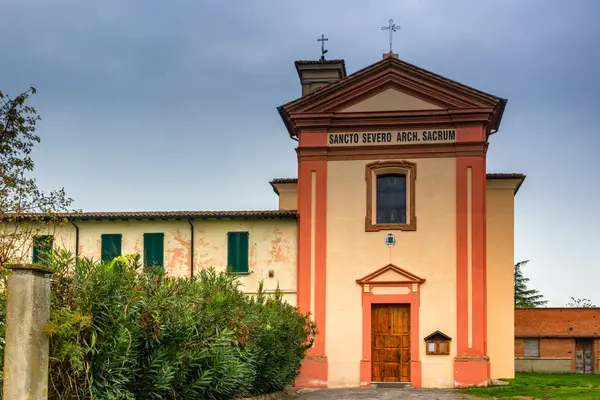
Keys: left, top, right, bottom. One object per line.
{"left": 16, "top": 52, "right": 524, "bottom": 388}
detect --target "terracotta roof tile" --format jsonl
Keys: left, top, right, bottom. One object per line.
{"left": 7, "top": 210, "right": 298, "bottom": 221}
{"left": 270, "top": 178, "right": 298, "bottom": 184}
{"left": 272, "top": 174, "right": 524, "bottom": 183}
{"left": 294, "top": 59, "right": 346, "bottom": 65}
{"left": 486, "top": 173, "right": 525, "bottom": 180}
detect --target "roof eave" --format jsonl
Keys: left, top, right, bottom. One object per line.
{"left": 491, "top": 98, "right": 508, "bottom": 132}
{"left": 269, "top": 181, "right": 280, "bottom": 196}
{"left": 486, "top": 174, "right": 526, "bottom": 196}
{"left": 277, "top": 105, "right": 296, "bottom": 139}
{"left": 514, "top": 175, "right": 526, "bottom": 195}
{"left": 3, "top": 211, "right": 299, "bottom": 223}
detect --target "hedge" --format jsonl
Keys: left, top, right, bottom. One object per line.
{"left": 0, "top": 250, "right": 315, "bottom": 399}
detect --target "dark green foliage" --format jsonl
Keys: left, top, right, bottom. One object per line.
{"left": 514, "top": 260, "right": 548, "bottom": 308}
{"left": 39, "top": 250, "right": 315, "bottom": 399}
{"left": 0, "top": 267, "right": 8, "bottom": 390}
{"left": 0, "top": 87, "right": 74, "bottom": 266}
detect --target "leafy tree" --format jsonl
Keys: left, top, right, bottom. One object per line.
{"left": 514, "top": 260, "right": 548, "bottom": 308}
{"left": 566, "top": 297, "right": 595, "bottom": 308}
{"left": 0, "top": 87, "right": 73, "bottom": 265}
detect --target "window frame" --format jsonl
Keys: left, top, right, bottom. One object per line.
{"left": 523, "top": 338, "right": 540, "bottom": 358}
{"left": 101, "top": 234, "right": 122, "bottom": 263}
{"left": 365, "top": 160, "right": 417, "bottom": 232}
{"left": 227, "top": 231, "right": 250, "bottom": 274}
{"left": 143, "top": 232, "right": 165, "bottom": 269}
{"left": 425, "top": 339, "right": 450, "bottom": 355}
{"left": 32, "top": 235, "right": 54, "bottom": 266}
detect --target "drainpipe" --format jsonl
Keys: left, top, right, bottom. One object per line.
{"left": 188, "top": 219, "right": 194, "bottom": 278}
{"left": 71, "top": 220, "right": 79, "bottom": 262}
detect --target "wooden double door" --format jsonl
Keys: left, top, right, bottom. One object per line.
{"left": 371, "top": 304, "right": 411, "bottom": 382}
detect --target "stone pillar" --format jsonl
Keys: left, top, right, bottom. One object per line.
{"left": 2, "top": 264, "right": 53, "bottom": 400}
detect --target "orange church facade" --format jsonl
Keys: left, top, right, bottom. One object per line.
{"left": 274, "top": 52, "right": 523, "bottom": 388}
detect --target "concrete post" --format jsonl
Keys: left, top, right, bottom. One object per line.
{"left": 2, "top": 264, "right": 53, "bottom": 400}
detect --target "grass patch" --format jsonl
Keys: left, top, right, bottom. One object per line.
{"left": 461, "top": 372, "right": 600, "bottom": 400}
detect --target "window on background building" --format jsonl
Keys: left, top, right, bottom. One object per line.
{"left": 227, "top": 231, "right": 249, "bottom": 273}
{"left": 32, "top": 235, "right": 54, "bottom": 266}
{"left": 376, "top": 174, "right": 407, "bottom": 224}
{"left": 144, "top": 233, "right": 164, "bottom": 268}
{"left": 101, "top": 234, "right": 122, "bottom": 263}
{"left": 524, "top": 338, "right": 540, "bottom": 358}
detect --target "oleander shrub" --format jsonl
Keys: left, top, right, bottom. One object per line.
{"left": 0, "top": 266, "right": 7, "bottom": 391}
{"left": 19, "top": 250, "right": 316, "bottom": 400}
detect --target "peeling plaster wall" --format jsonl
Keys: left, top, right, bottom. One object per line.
{"left": 193, "top": 220, "right": 297, "bottom": 305}
{"left": 2, "top": 219, "right": 298, "bottom": 305}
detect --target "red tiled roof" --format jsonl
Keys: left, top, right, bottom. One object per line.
{"left": 294, "top": 59, "right": 346, "bottom": 65}
{"left": 271, "top": 174, "right": 525, "bottom": 184}
{"left": 486, "top": 173, "right": 525, "bottom": 180}
{"left": 7, "top": 210, "right": 298, "bottom": 221}
{"left": 270, "top": 178, "right": 298, "bottom": 184}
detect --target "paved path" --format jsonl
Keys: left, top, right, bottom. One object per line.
{"left": 296, "top": 387, "right": 465, "bottom": 399}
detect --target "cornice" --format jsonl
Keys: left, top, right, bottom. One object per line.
{"left": 288, "top": 109, "right": 494, "bottom": 133}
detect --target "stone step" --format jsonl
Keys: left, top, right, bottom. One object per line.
{"left": 373, "top": 382, "right": 413, "bottom": 389}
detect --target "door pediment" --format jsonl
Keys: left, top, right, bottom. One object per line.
{"left": 356, "top": 263, "right": 425, "bottom": 285}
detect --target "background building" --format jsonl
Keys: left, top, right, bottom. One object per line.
{"left": 515, "top": 308, "right": 600, "bottom": 374}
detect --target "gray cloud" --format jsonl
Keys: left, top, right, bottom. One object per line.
{"left": 1, "top": 0, "right": 599, "bottom": 306}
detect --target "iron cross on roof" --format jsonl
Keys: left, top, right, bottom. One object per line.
{"left": 318, "top": 34, "right": 328, "bottom": 60}
{"left": 381, "top": 19, "right": 400, "bottom": 53}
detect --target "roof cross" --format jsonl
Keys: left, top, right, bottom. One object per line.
{"left": 318, "top": 34, "right": 328, "bottom": 60}
{"left": 381, "top": 19, "right": 400, "bottom": 53}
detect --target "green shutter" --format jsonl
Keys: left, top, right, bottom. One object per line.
{"left": 32, "top": 235, "right": 53, "bottom": 266}
{"left": 227, "top": 232, "right": 249, "bottom": 273}
{"left": 101, "top": 234, "right": 122, "bottom": 262}
{"left": 144, "top": 233, "right": 164, "bottom": 268}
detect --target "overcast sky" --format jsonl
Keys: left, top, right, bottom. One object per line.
{"left": 1, "top": 0, "right": 599, "bottom": 306}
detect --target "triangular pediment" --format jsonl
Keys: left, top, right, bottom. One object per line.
{"left": 356, "top": 263, "right": 425, "bottom": 285}
{"left": 424, "top": 330, "right": 452, "bottom": 341}
{"left": 339, "top": 88, "right": 442, "bottom": 112}
{"left": 281, "top": 56, "right": 505, "bottom": 115}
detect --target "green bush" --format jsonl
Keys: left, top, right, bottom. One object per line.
{"left": 0, "top": 250, "right": 315, "bottom": 399}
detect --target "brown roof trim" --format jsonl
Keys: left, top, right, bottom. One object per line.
{"left": 6, "top": 210, "right": 298, "bottom": 222}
